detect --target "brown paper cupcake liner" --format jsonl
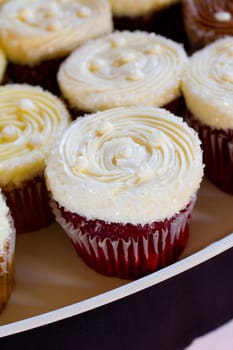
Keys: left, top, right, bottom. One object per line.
{"left": 186, "top": 111, "right": 233, "bottom": 194}
{"left": 51, "top": 196, "right": 196, "bottom": 279}
{"left": 3, "top": 176, "right": 54, "bottom": 234}
{"left": 0, "top": 213, "right": 15, "bottom": 313}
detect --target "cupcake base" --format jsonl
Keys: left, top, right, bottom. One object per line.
{"left": 113, "top": 3, "right": 189, "bottom": 49}
{"left": 0, "top": 216, "right": 15, "bottom": 313}
{"left": 5, "top": 57, "right": 65, "bottom": 95}
{"left": 51, "top": 196, "right": 196, "bottom": 279}
{"left": 185, "top": 111, "right": 233, "bottom": 195}
{"left": 3, "top": 176, "right": 54, "bottom": 234}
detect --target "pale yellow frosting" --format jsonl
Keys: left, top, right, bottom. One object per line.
{"left": 108, "top": 0, "right": 181, "bottom": 17}
{"left": 46, "top": 107, "right": 203, "bottom": 224}
{"left": 182, "top": 37, "right": 233, "bottom": 130}
{"left": 0, "top": 84, "right": 71, "bottom": 188}
{"left": 0, "top": 191, "right": 13, "bottom": 254}
{"left": 58, "top": 31, "right": 188, "bottom": 112}
{"left": 0, "top": 0, "right": 113, "bottom": 65}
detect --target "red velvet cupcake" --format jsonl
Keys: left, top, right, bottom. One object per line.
{"left": 182, "top": 37, "right": 233, "bottom": 194}
{"left": 0, "top": 84, "right": 71, "bottom": 233}
{"left": 46, "top": 106, "right": 203, "bottom": 279}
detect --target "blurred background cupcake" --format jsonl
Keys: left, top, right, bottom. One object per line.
{"left": 109, "top": 0, "right": 188, "bottom": 47}
{"left": 182, "top": 37, "right": 233, "bottom": 195}
{"left": 183, "top": 0, "right": 233, "bottom": 52}
{"left": 0, "top": 84, "right": 71, "bottom": 233}
{"left": 46, "top": 106, "right": 203, "bottom": 279}
{"left": 58, "top": 31, "right": 188, "bottom": 118}
{"left": 0, "top": 0, "right": 113, "bottom": 94}
{"left": 0, "top": 190, "right": 15, "bottom": 313}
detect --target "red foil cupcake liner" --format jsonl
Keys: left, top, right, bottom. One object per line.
{"left": 186, "top": 111, "right": 233, "bottom": 195}
{"left": 3, "top": 176, "right": 54, "bottom": 234}
{"left": 51, "top": 196, "right": 196, "bottom": 279}
{"left": 0, "top": 214, "right": 15, "bottom": 312}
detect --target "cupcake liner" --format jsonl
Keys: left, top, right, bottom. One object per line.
{"left": 0, "top": 212, "right": 15, "bottom": 313}
{"left": 51, "top": 196, "right": 196, "bottom": 279}
{"left": 113, "top": 3, "right": 188, "bottom": 48}
{"left": 6, "top": 57, "right": 65, "bottom": 95}
{"left": 186, "top": 111, "right": 233, "bottom": 195}
{"left": 3, "top": 176, "right": 54, "bottom": 234}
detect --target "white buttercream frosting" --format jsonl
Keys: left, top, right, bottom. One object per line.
{"left": 108, "top": 0, "right": 181, "bottom": 17}
{"left": 182, "top": 37, "right": 233, "bottom": 129}
{"left": 46, "top": 106, "right": 203, "bottom": 224}
{"left": 58, "top": 31, "right": 188, "bottom": 112}
{"left": 0, "top": 84, "right": 71, "bottom": 188}
{"left": 0, "top": 0, "right": 113, "bottom": 65}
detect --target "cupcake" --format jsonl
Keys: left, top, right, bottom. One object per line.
{"left": 58, "top": 31, "right": 188, "bottom": 118}
{"left": 109, "top": 0, "right": 188, "bottom": 47}
{"left": 46, "top": 106, "right": 203, "bottom": 279}
{"left": 183, "top": 0, "right": 233, "bottom": 52}
{"left": 181, "top": 37, "right": 233, "bottom": 194}
{"left": 0, "top": 190, "right": 15, "bottom": 313}
{"left": 0, "top": 0, "right": 113, "bottom": 93}
{"left": 0, "top": 84, "right": 71, "bottom": 233}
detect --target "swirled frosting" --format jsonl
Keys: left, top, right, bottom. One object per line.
{"left": 183, "top": 0, "right": 233, "bottom": 49}
{"left": 0, "top": 191, "right": 13, "bottom": 251}
{"left": 46, "top": 107, "right": 203, "bottom": 224}
{"left": 58, "top": 31, "right": 188, "bottom": 112}
{"left": 109, "top": 0, "right": 181, "bottom": 17}
{"left": 0, "top": 0, "right": 113, "bottom": 65}
{"left": 182, "top": 37, "right": 233, "bottom": 129}
{"left": 0, "top": 84, "right": 71, "bottom": 188}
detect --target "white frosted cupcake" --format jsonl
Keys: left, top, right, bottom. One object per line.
{"left": 182, "top": 37, "right": 233, "bottom": 194}
{"left": 58, "top": 31, "right": 188, "bottom": 118}
{"left": 0, "top": 190, "right": 15, "bottom": 313}
{"left": 0, "top": 84, "right": 71, "bottom": 233}
{"left": 0, "top": 0, "right": 113, "bottom": 93}
{"left": 46, "top": 106, "right": 203, "bottom": 278}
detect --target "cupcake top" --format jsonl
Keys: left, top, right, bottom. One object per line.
{"left": 183, "top": 0, "right": 233, "bottom": 49}
{"left": 58, "top": 31, "right": 188, "bottom": 112}
{"left": 182, "top": 37, "right": 233, "bottom": 130}
{"left": 109, "top": 0, "right": 181, "bottom": 17}
{"left": 46, "top": 106, "right": 203, "bottom": 224}
{"left": 0, "top": 191, "right": 14, "bottom": 255}
{"left": 0, "top": 84, "right": 71, "bottom": 189}
{"left": 0, "top": 0, "right": 113, "bottom": 65}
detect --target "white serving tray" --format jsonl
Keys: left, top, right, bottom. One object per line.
{"left": 0, "top": 178, "right": 233, "bottom": 338}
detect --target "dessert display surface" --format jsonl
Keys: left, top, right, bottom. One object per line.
{"left": 0, "top": 178, "right": 232, "bottom": 337}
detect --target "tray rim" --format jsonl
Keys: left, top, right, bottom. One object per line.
{"left": 1, "top": 231, "right": 233, "bottom": 338}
